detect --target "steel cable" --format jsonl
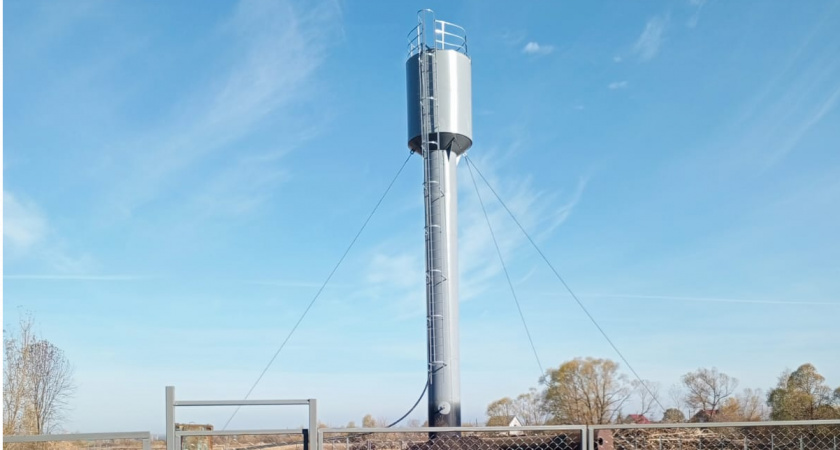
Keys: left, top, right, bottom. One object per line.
{"left": 222, "top": 151, "right": 416, "bottom": 430}
{"left": 464, "top": 157, "right": 544, "bottom": 375}
{"left": 464, "top": 155, "right": 666, "bottom": 413}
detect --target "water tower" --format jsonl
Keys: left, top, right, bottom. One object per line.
{"left": 406, "top": 10, "right": 472, "bottom": 428}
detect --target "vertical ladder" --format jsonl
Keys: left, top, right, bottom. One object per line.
{"left": 418, "top": 17, "right": 446, "bottom": 374}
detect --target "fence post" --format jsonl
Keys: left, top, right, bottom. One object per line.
{"left": 309, "top": 399, "right": 318, "bottom": 450}
{"left": 743, "top": 436, "right": 747, "bottom": 450}
{"left": 303, "top": 429, "right": 310, "bottom": 450}
{"left": 166, "top": 386, "right": 175, "bottom": 450}
{"left": 799, "top": 436, "right": 803, "bottom": 450}
{"left": 770, "top": 434, "right": 774, "bottom": 450}
{"left": 659, "top": 436, "right": 663, "bottom": 450}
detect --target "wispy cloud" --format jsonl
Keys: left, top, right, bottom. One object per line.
{"left": 608, "top": 81, "right": 629, "bottom": 90}
{"left": 586, "top": 293, "right": 838, "bottom": 307}
{"left": 366, "top": 253, "right": 423, "bottom": 290}
{"left": 107, "top": 0, "right": 341, "bottom": 218}
{"left": 353, "top": 151, "right": 590, "bottom": 321}
{"left": 4, "top": 274, "right": 150, "bottom": 281}
{"left": 522, "top": 41, "right": 554, "bottom": 56}
{"left": 765, "top": 83, "right": 840, "bottom": 165}
{"left": 3, "top": 191, "right": 48, "bottom": 251}
{"left": 687, "top": 0, "right": 707, "bottom": 28}
{"left": 633, "top": 15, "right": 669, "bottom": 61}
{"left": 501, "top": 30, "right": 526, "bottom": 47}
{"left": 350, "top": 250, "right": 426, "bottom": 321}
{"left": 458, "top": 155, "right": 588, "bottom": 302}
{"left": 239, "top": 279, "right": 351, "bottom": 289}
{"left": 3, "top": 191, "right": 99, "bottom": 273}
{"left": 192, "top": 150, "right": 291, "bottom": 217}
{"left": 719, "top": 19, "right": 840, "bottom": 170}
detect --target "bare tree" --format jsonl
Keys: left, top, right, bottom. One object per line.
{"left": 718, "top": 388, "right": 768, "bottom": 422}
{"left": 667, "top": 384, "right": 687, "bottom": 417}
{"left": 681, "top": 367, "right": 737, "bottom": 419}
{"left": 361, "top": 414, "right": 376, "bottom": 428}
{"left": 3, "top": 316, "right": 75, "bottom": 434}
{"left": 737, "top": 388, "right": 769, "bottom": 421}
{"left": 514, "top": 388, "right": 547, "bottom": 425}
{"left": 486, "top": 389, "right": 547, "bottom": 425}
{"left": 27, "top": 340, "right": 75, "bottom": 433}
{"left": 3, "top": 318, "right": 36, "bottom": 435}
{"left": 485, "top": 397, "right": 516, "bottom": 420}
{"left": 630, "top": 379, "right": 661, "bottom": 418}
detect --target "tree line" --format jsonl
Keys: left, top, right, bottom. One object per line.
{"left": 486, "top": 357, "right": 840, "bottom": 425}
{"left": 5, "top": 317, "right": 837, "bottom": 434}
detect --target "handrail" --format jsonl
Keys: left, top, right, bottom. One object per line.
{"left": 407, "top": 15, "right": 468, "bottom": 58}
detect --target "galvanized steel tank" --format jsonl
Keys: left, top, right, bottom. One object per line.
{"left": 406, "top": 20, "right": 473, "bottom": 154}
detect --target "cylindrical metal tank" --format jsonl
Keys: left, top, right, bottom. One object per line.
{"left": 406, "top": 49, "right": 473, "bottom": 154}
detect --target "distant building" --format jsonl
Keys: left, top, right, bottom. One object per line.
{"left": 176, "top": 423, "right": 214, "bottom": 450}
{"left": 690, "top": 410, "right": 720, "bottom": 423}
{"left": 625, "top": 414, "right": 652, "bottom": 424}
{"left": 486, "top": 415, "right": 523, "bottom": 435}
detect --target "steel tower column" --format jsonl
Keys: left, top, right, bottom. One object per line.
{"left": 423, "top": 135, "right": 462, "bottom": 428}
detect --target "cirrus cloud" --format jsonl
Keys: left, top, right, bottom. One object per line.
{"left": 522, "top": 41, "right": 554, "bottom": 56}
{"left": 633, "top": 15, "right": 669, "bottom": 61}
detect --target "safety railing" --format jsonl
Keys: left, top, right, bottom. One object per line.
{"left": 3, "top": 431, "right": 153, "bottom": 450}
{"left": 319, "top": 426, "right": 587, "bottom": 450}
{"left": 587, "top": 420, "right": 840, "bottom": 450}
{"left": 435, "top": 20, "right": 468, "bottom": 55}
{"left": 407, "top": 11, "right": 468, "bottom": 58}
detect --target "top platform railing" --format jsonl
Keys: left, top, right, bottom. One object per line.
{"left": 407, "top": 11, "right": 468, "bottom": 58}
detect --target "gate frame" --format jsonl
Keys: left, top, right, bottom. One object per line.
{"left": 165, "top": 386, "right": 317, "bottom": 450}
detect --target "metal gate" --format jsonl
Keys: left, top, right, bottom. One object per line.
{"left": 165, "top": 386, "right": 318, "bottom": 450}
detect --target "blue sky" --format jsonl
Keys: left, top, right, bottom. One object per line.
{"left": 4, "top": 0, "right": 840, "bottom": 434}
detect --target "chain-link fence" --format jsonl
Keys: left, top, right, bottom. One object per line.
{"left": 6, "top": 421, "right": 840, "bottom": 450}
{"left": 176, "top": 432, "right": 304, "bottom": 450}
{"left": 319, "top": 426, "right": 588, "bottom": 450}
{"left": 589, "top": 420, "right": 840, "bottom": 450}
